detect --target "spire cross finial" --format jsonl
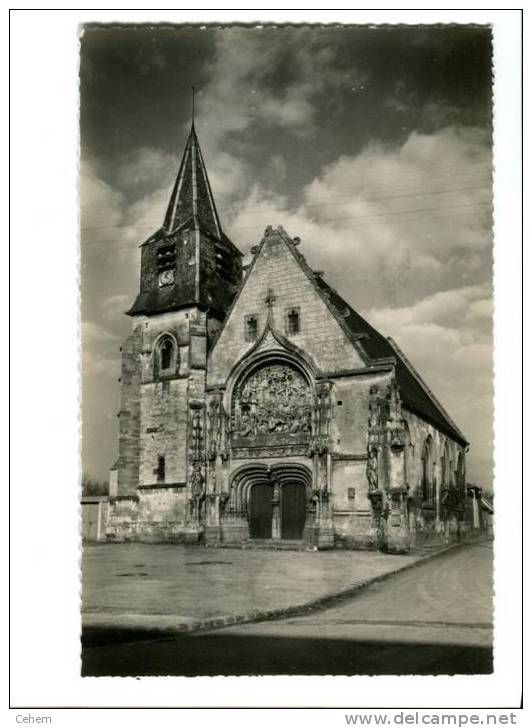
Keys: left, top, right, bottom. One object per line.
{"left": 191, "top": 85, "right": 196, "bottom": 126}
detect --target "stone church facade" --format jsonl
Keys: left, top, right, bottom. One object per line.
{"left": 105, "top": 124, "right": 469, "bottom": 553}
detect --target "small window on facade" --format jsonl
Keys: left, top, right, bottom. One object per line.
{"left": 245, "top": 315, "right": 258, "bottom": 342}
{"left": 287, "top": 308, "right": 300, "bottom": 334}
{"left": 157, "top": 455, "right": 165, "bottom": 483}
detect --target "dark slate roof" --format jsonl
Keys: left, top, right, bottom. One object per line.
{"left": 219, "top": 225, "right": 467, "bottom": 447}
{"left": 128, "top": 271, "right": 198, "bottom": 316}
{"left": 163, "top": 123, "right": 223, "bottom": 240}
{"left": 127, "top": 126, "right": 243, "bottom": 318}
{"left": 311, "top": 276, "right": 468, "bottom": 447}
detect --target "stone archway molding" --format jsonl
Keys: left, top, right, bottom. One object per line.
{"left": 221, "top": 315, "right": 319, "bottom": 413}
{"left": 228, "top": 462, "right": 313, "bottom": 516}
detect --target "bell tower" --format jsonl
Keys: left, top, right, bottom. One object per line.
{"left": 107, "top": 122, "right": 243, "bottom": 542}
{"left": 128, "top": 121, "right": 243, "bottom": 320}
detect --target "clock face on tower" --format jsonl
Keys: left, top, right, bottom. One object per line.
{"left": 158, "top": 269, "right": 175, "bottom": 287}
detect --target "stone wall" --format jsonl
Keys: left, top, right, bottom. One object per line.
{"left": 329, "top": 372, "right": 391, "bottom": 456}
{"left": 110, "top": 225, "right": 469, "bottom": 551}
{"left": 81, "top": 498, "right": 109, "bottom": 542}
{"left": 116, "top": 326, "right": 142, "bottom": 496}
{"left": 135, "top": 486, "right": 192, "bottom": 542}
{"left": 208, "top": 230, "right": 365, "bottom": 387}
{"left": 106, "top": 496, "right": 139, "bottom": 541}
{"left": 139, "top": 379, "right": 188, "bottom": 485}
{"left": 327, "top": 372, "right": 392, "bottom": 547}
{"left": 112, "top": 304, "right": 211, "bottom": 539}
{"left": 403, "top": 409, "right": 467, "bottom": 542}
{"left": 330, "top": 459, "right": 377, "bottom": 549}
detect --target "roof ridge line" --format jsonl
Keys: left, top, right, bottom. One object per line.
{"left": 275, "top": 227, "right": 373, "bottom": 365}
{"left": 207, "top": 232, "right": 268, "bottom": 354}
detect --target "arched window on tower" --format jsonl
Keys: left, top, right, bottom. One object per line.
{"left": 161, "top": 338, "right": 173, "bottom": 370}
{"left": 421, "top": 436, "right": 434, "bottom": 505}
{"left": 154, "top": 334, "right": 178, "bottom": 378}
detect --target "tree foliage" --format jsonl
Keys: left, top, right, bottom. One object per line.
{"left": 81, "top": 473, "right": 108, "bottom": 496}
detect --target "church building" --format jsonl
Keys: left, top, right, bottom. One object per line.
{"left": 105, "top": 123, "right": 469, "bottom": 553}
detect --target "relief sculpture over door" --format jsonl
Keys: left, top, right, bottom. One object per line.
{"left": 231, "top": 361, "right": 312, "bottom": 458}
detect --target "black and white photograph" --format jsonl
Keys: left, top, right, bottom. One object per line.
{"left": 79, "top": 22, "right": 495, "bottom": 678}
{"left": 8, "top": 8, "right": 523, "bottom": 719}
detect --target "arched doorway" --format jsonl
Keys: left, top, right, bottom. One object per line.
{"left": 281, "top": 482, "right": 307, "bottom": 539}
{"left": 249, "top": 483, "right": 273, "bottom": 539}
{"left": 230, "top": 463, "right": 312, "bottom": 541}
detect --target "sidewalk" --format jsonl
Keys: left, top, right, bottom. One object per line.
{"left": 82, "top": 540, "right": 461, "bottom": 641}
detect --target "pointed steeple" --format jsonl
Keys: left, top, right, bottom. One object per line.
{"left": 127, "top": 120, "right": 243, "bottom": 320}
{"left": 163, "top": 123, "right": 223, "bottom": 240}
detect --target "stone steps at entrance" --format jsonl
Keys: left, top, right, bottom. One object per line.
{"left": 242, "top": 539, "right": 311, "bottom": 551}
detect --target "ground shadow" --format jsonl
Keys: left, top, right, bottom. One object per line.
{"left": 81, "top": 630, "right": 492, "bottom": 677}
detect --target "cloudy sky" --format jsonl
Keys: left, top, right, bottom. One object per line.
{"left": 80, "top": 24, "right": 493, "bottom": 489}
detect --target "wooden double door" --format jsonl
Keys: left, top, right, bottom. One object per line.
{"left": 249, "top": 482, "right": 307, "bottom": 540}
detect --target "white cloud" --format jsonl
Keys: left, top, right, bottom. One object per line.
{"left": 184, "top": 31, "right": 359, "bottom": 213}
{"left": 83, "top": 352, "right": 121, "bottom": 377}
{"left": 82, "top": 322, "right": 121, "bottom": 378}
{"left": 362, "top": 284, "right": 493, "bottom": 488}
{"left": 80, "top": 157, "right": 168, "bottom": 263}
{"left": 113, "top": 147, "right": 176, "bottom": 197}
{"left": 197, "top": 32, "right": 345, "bottom": 143}
{"left": 100, "top": 294, "right": 131, "bottom": 321}
{"left": 365, "top": 284, "right": 491, "bottom": 329}
{"left": 80, "top": 160, "right": 124, "bottom": 232}
{"left": 225, "top": 125, "right": 492, "bottom": 309}
{"left": 81, "top": 321, "right": 118, "bottom": 344}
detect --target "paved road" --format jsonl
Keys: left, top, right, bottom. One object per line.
{"left": 82, "top": 541, "right": 419, "bottom": 625}
{"left": 82, "top": 542, "right": 493, "bottom": 676}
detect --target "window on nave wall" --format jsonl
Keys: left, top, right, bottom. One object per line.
{"left": 421, "top": 436, "right": 435, "bottom": 505}
{"left": 456, "top": 451, "right": 466, "bottom": 494}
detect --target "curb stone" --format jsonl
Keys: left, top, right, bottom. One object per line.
{"left": 82, "top": 541, "right": 473, "bottom": 645}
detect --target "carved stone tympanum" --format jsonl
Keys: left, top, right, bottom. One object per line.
{"left": 232, "top": 363, "right": 312, "bottom": 447}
